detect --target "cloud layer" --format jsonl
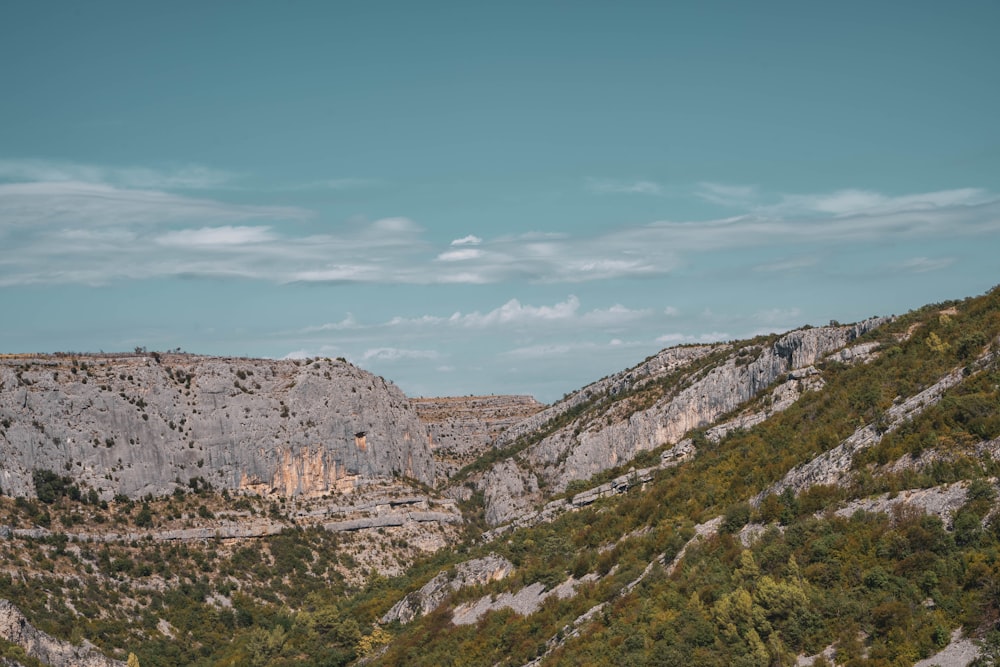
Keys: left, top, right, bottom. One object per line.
{"left": 2, "top": 162, "right": 996, "bottom": 288}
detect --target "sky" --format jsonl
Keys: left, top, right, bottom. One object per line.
{"left": 1, "top": 2, "right": 998, "bottom": 403}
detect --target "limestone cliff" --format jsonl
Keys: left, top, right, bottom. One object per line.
{"left": 412, "top": 395, "right": 544, "bottom": 480}
{"left": 0, "top": 354, "right": 434, "bottom": 499}
{"left": 477, "top": 319, "right": 889, "bottom": 525}
{"left": 0, "top": 599, "right": 123, "bottom": 667}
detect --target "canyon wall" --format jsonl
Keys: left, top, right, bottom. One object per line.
{"left": 0, "top": 354, "right": 434, "bottom": 499}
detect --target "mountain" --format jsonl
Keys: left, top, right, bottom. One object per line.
{"left": 0, "top": 287, "right": 999, "bottom": 666}
{"left": 0, "top": 354, "right": 435, "bottom": 499}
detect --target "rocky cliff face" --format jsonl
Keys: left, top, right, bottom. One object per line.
{"left": 494, "top": 344, "right": 719, "bottom": 448}
{"left": 477, "top": 319, "right": 890, "bottom": 525}
{"left": 380, "top": 554, "right": 514, "bottom": 625}
{"left": 0, "top": 599, "right": 123, "bottom": 667}
{"left": 0, "top": 354, "right": 434, "bottom": 499}
{"left": 412, "top": 395, "right": 544, "bottom": 480}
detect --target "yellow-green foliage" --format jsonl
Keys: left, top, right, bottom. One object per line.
{"left": 0, "top": 288, "right": 998, "bottom": 666}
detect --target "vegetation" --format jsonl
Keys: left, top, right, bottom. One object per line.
{"left": 0, "top": 287, "right": 998, "bottom": 665}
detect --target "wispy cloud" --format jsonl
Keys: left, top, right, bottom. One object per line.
{"left": 0, "top": 180, "right": 307, "bottom": 229}
{"left": 376, "top": 296, "right": 650, "bottom": 330}
{"left": 155, "top": 226, "right": 277, "bottom": 247}
{"left": 0, "top": 159, "right": 234, "bottom": 190}
{"left": 436, "top": 248, "right": 484, "bottom": 261}
{"left": 289, "top": 297, "right": 653, "bottom": 355}
{"left": 893, "top": 256, "right": 956, "bottom": 273}
{"left": 587, "top": 178, "right": 664, "bottom": 195}
{"left": 361, "top": 347, "right": 441, "bottom": 362}
{"left": 2, "top": 160, "right": 997, "bottom": 288}
{"left": 300, "top": 314, "right": 360, "bottom": 333}
{"left": 507, "top": 339, "right": 642, "bottom": 359}
{"left": 695, "top": 181, "right": 992, "bottom": 218}
{"left": 280, "top": 178, "right": 380, "bottom": 191}
{"left": 695, "top": 182, "right": 759, "bottom": 208}
{"left": 655, "top": 331, "right": 731, "bottom": 345}
{"left": 753, "top": 256, "right": 819, "bottom": 272}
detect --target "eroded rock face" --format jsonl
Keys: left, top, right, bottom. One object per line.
{"left": 412, "top": 395, "right": 544, "bottom": 481}
{"left": 479, "top": 319, "right": 889, "bottom": 525}
{"left": 0, "top": 354, "right": 434, "bottom": 499}
{"left": 495, "top": 345, "right": 719, "bottom": 448}
{"left": 380, "top": 554, "right": 514, "bottom": 625}
{"left": 547, "top": 321, "right": 889, "bottom": 490}
{"left": 0, "top": 598, "right": 123, "bottom": 667}
{"left": 479, "top": 460, "right": 539, "bottom": 527}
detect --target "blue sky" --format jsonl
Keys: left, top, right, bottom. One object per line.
{"left": 2, "top": 2, "right": 998, "bottom": 402}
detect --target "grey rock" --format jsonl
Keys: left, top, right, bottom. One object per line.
{"left": 451, "top": 575, "right": 595, "bottom": 626}
{"left": 413, "top": 395, "right": 544, "bottom": 480}
{"left": 759, "top": 352, "right": 995, "bottom": 502}
{"left": 0, "top": 354, "right": 434, "bottom": 499}
{"left": 0, "top": 598, "right": 124, "bottom": 667}
{"left": 478, "top": 460, "right": 538, "bottom": 526}
{"left": 324, "top": 515, "right": 406, "bottom": 532}
{"left": 833, "top": 482, "right": 986, "bottom": 527}
{"left": 545, "top": 320, "right": 888, "bottom": 492}
{"left": 480, "top": 319, "right": 888, "bottom": 525}
{"left": 381, "top": 554, "right": 514, "bottom": 625}
{"left": 495, "top": 345, "right": 719, "bottom": 448}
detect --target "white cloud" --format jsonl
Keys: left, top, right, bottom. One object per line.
{"left": 695, "top": 182, "right": 759, "bottom": 208}
{"left": 459, "top": 296, "right": 581, "bottom": 327}
{"left": 507, "top": 338, "right": 643, "bottom": 359}
{"left": 282, "top": 349, "right": 310, "bottom": 360}
{"left": 0, "top": 158, "right": 234, "bottom": 190}
{"left": 507, "top": 341, "right": 600, "bottom": 359}
{"left": 404, "top": 297, "right": 649, "bottom": 329}
{"left": 753, "top": 256, "right": 819, "bottom": 272}
{"left": 2, "top": 162, "right": 997, "bottom": 288}
{"left": 367, "top": 217, "right": 423, "bottom": 234}
{"left": 694, "top": 182, "right": 993, "bottom": 219}
{"left": 0, "top": 181, "right": 308, "bottom": 229}
{"left": 437, "top": 248, "right": 484, "bottom": 261}
{"left": 580, "top": 303, "right": 652, "bottom": 326}
{"left": 769, "top": 188, "right": 989, "bottom": 217}
{"left": 309, "top": 178, "right": 379, "bottom": 190}
{"left": 361, "top": 347, "right": 441, "bottom": 362}
{"left": 588, "top": 178, "right": 663, "bottom": 195}
{"left": 894, "top": 256, "right": 956, "bottom": 273}
{"left": 655, "top": 331, "right": 731, "bottom": 345}
{"left": 156, "top": 226, "right": 276, "bottom": 247}
{"left": 664, "top": 306, "right": 680, "bottom": 316}
{"left": 300, "top": 314, "right": 360, "bottom": 333}
{"left": 296, "top": 297, "right": 648, "bottom": 340}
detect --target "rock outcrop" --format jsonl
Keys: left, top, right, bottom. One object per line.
{"left": 412, "top": 395, "right": 544, "bottom": 480}
{"left": 479, "top": 319, "right": 889, "bottom": 525}
{"left": 0, "top": 354, "right": 434, "bottom": 499}
{"left": 0, "top": 598, "right": 123, "bottom": 667}
{"left": 760, "top": 349, "right": 996, "bottom": 502}
{"left": 480, "top": 460, "right": 540, "bottom": 527}
{"left": 381, "top": 554, "right": 514, "bottom": 625}
{"left": 495, "top": 345, "right": 719, "bottom": 448}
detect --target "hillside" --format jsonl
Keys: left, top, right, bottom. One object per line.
{"left": 0, "top": 354, "right": 435, "bottom": 498}
{"left": 0, "top": 287, "right": 999, "bottom": 666}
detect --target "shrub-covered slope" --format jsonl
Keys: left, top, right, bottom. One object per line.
{"left": 1, "top": 287, "right": 999, "bottom": 666}
{"left": 378, "top": 287, "right": 1000, "bottom": 667}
